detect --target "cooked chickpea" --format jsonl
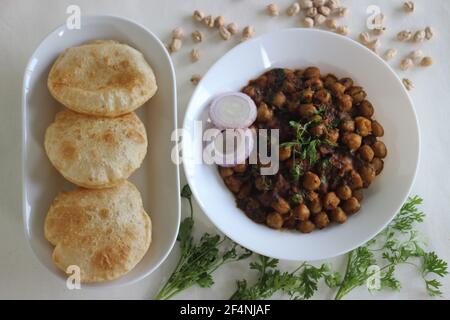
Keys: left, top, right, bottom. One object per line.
{"left": 323, "top": 192, "right": 341, "bottom": 210}
{"left": 308, "top": 198, "right": 322, "bottom": 214}
{"left": 327, "top": 129, "right": 339, "bottom": 144}
{"left": 372, "top": 141, "right": 387, "bottom": 158}
{"left": 314, "top": 212, "right": 330, "bottom": 229}
{"left": 314, "top": 89, "right": 331, "bottom": 104}
{"left": 352, "top": 189, "right": 364, "bottom": 202}
{"left": 371, "top": 121, "right": 384, "bottom": 137}
{"left": 255, "top": 176, "right": 268, "bottom": 191}
{"left": 347, "top": 87, "right": 367, "bottom": 104}
{"left": 323, "top": 74, "right": 338, "bottom": 88}
{"left": 271, "top": 196, "right": 291, "bottom": 214}
{"left": 336, "top": 185, "right": 352, "bottom": 200}
{"left": 294, "top": 204, "right": 310, "bottom": 221}
{"left": 330, "top": 207, "right": 347, "bottom": 224}
{"left": 359, "top": 145, "right": 375, "bottom": 162}
{"left": 342, "top": 197, "right": 361, "bottom": 214}
{"left": 303, "top": 66, "right": 321, "bottom": 79}
{"left": 300, "top": 88, "right": 314, "bottom": 102}
{"left": 371, "top": 158, "right": 384, "bottom": 175}
{"left": 358, "top": 100, "right": 374, "bottom": 118}
{"left": 271, "top": 91, "right": 285, "bottom": 108}
{"left": 355, "top": 117, "right": 372, "bottom": 137}
{"left": 349, "top": 170, "right": 364, "bottom": 189}
{"left": 342, "top": 133, "right": 362, "bottom": 151}
{"left": 331, "top": 82, "right": 347, "bottom": 96}
{"left": 340, "top": 120, "right": 355, "bottom": 132}
{"left": 303, "top": 171, "right": 321, "bottom": 191}
{"left": 298, "top": 104, "right": 317, "bottom": 118}
{"left": 279, "top": 146, "right": 292, "bottom": 161}
{"left": 257, "top": 102, "right": 273, "bottom": 123}
{"left": 219, "top": 166, "right": 234, "bottom": 178}
{"left": 233, "top": 163, "right": 247, "bottom": 173}
{"left": 306, "top": 191, "right": 319, "bottom": 202}
{"left": 339, "top": 77, "right": 354, "bottom": 90}
{"left": 242, "top": 85, "right": 256, "bottom": 98}
{"left": 297, "top": 220, "right": 316, "bottom": 233}
{"left": 337, "top": 94, "right": 353, "bottom": 112}
{"left": 224, "top": 176, "right": 242, "bottom": 193}
{"left": 359, "top": 164, "right": 376, "bottom": 185}
{"left": 310, "top": 124, "right": 326, "bottom": 137}
{"left": 266, "top": 212, "right": 284, "bottom": 229}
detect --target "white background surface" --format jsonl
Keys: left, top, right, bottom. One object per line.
{"left": 0, "top": 0, "right": 449, "bottom": 299}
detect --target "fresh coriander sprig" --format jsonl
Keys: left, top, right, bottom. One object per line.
{"left": 333, "top": 196, "right": 448, "bottom": 300}
{"left": 154, "top": 185, "right": 252, "bottom": 300}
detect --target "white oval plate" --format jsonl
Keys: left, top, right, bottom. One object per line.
{"left": 183, "top": 29, "right": 420, "bottom": 261}
{"left": 22, "top": 16, "right": 180, "bottom": 286}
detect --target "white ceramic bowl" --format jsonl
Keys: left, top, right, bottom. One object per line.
{"left": 22, "top": 16, "right": 180, "bottom": 287}
{"left": 183, "top": 29, "right": 420, "bottom": 261}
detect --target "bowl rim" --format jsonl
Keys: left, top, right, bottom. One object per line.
{"left": 182, "top": 28, "right": 421, "bottom": 261}
{"left": 21, "top": 14, "right": 180, "bottom": 287}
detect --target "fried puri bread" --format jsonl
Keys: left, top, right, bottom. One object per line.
{"left": 44, "top": 110, "right": 147, "bottom": 188}
{"left": 47, "top": 40, "right": 157, "bottom": 117}
{"left": 44, "top": 181, "right": 152, "bottom": 283}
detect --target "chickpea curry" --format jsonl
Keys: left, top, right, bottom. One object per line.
{"left": 218, "top": 67, "right": 387, "bottom": 233}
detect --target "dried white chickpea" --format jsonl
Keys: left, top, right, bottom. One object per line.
{"left": 192, "top": 30, "right": 204, "bottom": 43}
{"left": 219, "top": 25, "right": 231, "bottom": 40}
{"left": 403, "top": 1, "right": 415, "bottom": 13}
{"left": 193, "top": 10, "right": 204, "bottom": 22}
{"left": 267, "top": 4, "right": 279, "bottom": 16}
{"left": 287, "top": 3, "right": 300, "bottom": 16}
{"left": 214, "top": 16, "right": 225, "bottom": 28}
{"left": 397, "top": 30, "right": 412, "bottom": 41}
{"left": 384, "top": 48, "right": 398, "bottom": 61}
{"left": 172, "top": 27, "right": 184, "bottom": 39}
{"left": 313, "top": 0, "right": 326, "bottom": 7}
{"left": 325, "top": 18, "right": 337, "bottom": 30}
{"left": 227, "top": 22, "right": 239, "bottom": 35}
{"left": 314, "top": 14, "right": 326, "bottom": 25}
{"left": 318, "top": 6, "right": 331, "bottom": 16}
{"left": 190, "top": 48, "right": 200, "bottom": 62}
{"left": 203, "top": 15, "right": 214, "bottom": 28}
{"left": 305, "top": 7, "right": 318, "bottom": 18}
{"left": 400, "top": 58, "right": 414, "bottom": 71}
{"left": 190, "top": 74, "right": 202, "bottom": 85}
{"left": 336, "top": 7, "right": 349, "bottom": 17}
{"left": 402, "top": 78, "right": 414, "bottom": 91}
{"left": 409, "top": 50, "right": 424, "bottom": 61}
{"left": 169, "top": 38, "right": 182, "bottom": 53}
{"left": 242, "top": 26, "right": 255, "bottom": 40}
{"left": 336, "top": 25, "right": 349, "bottom": 36}
{"left": 420, "top": 56, "right": 433, "bottom": 67}
{"left": 327, "top": 0, "right": 340, "bottom": 10}
{"left": 368, "top": 38, "right": 381, "bottom": 53}
{"left": 413, "top": 30, "right": 426, "bottom": 42}
{"left": 300, "top": 0, "right": 314, "bottom": 9}
{"left": 425, "top": 26, "right": 434, "bottom": 40}
{"left": 359, "top": 32, "right": 371, "bottom": 45}
{"left": 303, "top": 17, "right": 315, "bottom": 28}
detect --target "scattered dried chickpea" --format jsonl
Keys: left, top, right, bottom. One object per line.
{"left": 336, "top": 25, "right": 349, "bottom": 36}
{"left": 413, "top": 30, "right": 426, "bottom": 42}
{"left": 214, "top": 16, "right": 225, "bottom": 28}
{"left": 193, "top": 10, "right": 204, "bottom": 22}
{"left": 190, "top": 48, "right": 200, "bottom": 62}
{"left": 192, "top": 30, "right": 204, "bottom": 43}
{"left": 287, "top": 3, "right": 300, "bottom": 16}
{"left": 336, "top": 7, "right": 349, "bottom": 17}
{"left": 326, "top": 18, "right": 337, "bottom": 30}
{"left": 314, "top": 14, "right": 326, "bottom": 25}
{"left": 368, "top": 39, "right": 381, "bottom": 53}
{"left": 400, "top": 58, "right": 414, "bottom": 71}
{"left": 327, "top": 0, "right": 340, "bottom": 10}
{"left": 169, "top": 38, "right": 182, "bottom": 53}
{"left": 202, "top": 15, "right": 214, "bottom": 28}
{"left": 403, "top": 1, "right": 415, "bottom": 13}
{"left": 425, "top": 26, "right": 434, "bottom": 40}
{"left": 313, "top": 0, "right": 326, "bottom": 7}
{"left": 300, "top": 0, "right": 314, "bottom": 9}
{"left": 172, "top": 27, "right": 184, "bottom": 39}
{"left": 318, "top": 6, "right": 331, "bottom": 16}
{"left": 267, "top": 3, "right": 279, "bottom": 16}
{"left": 397, "top": 30, "right": 412, "bottom": 41}
{"left": 402, "top": 78, "right": 414, "bottom": 91}
{"left": 384, "top": 48, "right": 397, "bottom": 61}
{"left": 303, "top": 17, "right": 315, "bottom": 28}
{"left": 227, "top": 22, "right": 239, "bottom": 35}
{"left": 219, "top": 25, "right": 231, "bottom": 40}
{"left": 305, "top": 7, "right": 318, "bottom": 18}
{"left": 359, "top": 32, "right": 371, "bottom": 45}
{"left": 420, "top": 56, "right": 433, "bottom": 67}
{"left": 242, "top": 26, "right": 255, "bottom": 40}
{"left": 190, "top": 74, "right": 202, "bottom": 85}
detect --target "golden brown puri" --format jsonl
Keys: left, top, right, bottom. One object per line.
{"left": 44, "top": 110, "right": 147, "bottom": 189}
{"left": 47, "top": 40, "right": 157, "bottom": 117}
{"left": 44, "top": 181, "right": 152, "bottom": 283}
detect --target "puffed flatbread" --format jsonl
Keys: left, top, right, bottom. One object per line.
{"left": 44, "top": 181, "right": 152, "bottom": 283}
{"left": 48, "top": 40, "right": 157, "bottom": 117}
{"left": 44, "top": 110, "right": 147, "bottom": 188}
